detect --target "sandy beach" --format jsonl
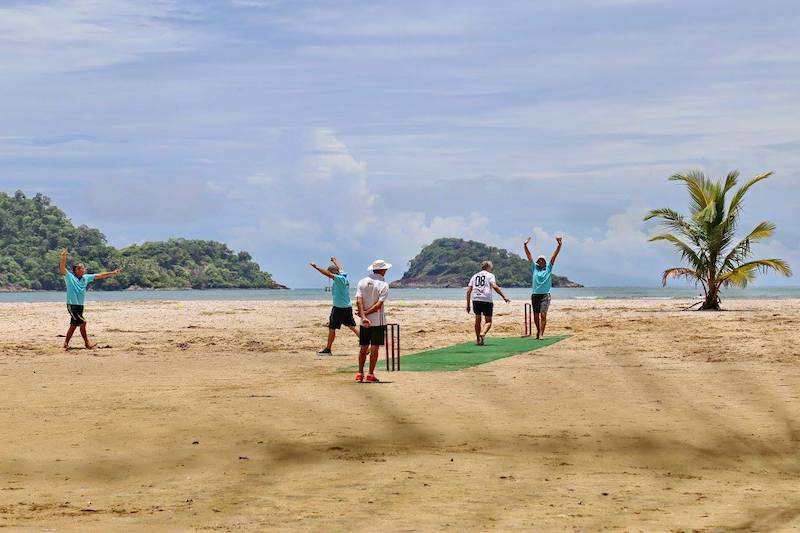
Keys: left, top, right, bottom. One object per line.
{"left": 1, "top": 298, "right": 799, "bottom": 531}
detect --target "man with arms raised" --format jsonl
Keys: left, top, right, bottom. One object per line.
{"left": 523, "top": 236, "right": 563, "bottom": 339}
{"left": 309, "top": 256, "right": 359, "bottom": 356}
{"left": 466, "top": 261, "right": 511, "bottom": 345}
{"left": 355, "top": 259, "right": 391, "bottom": 383}
{"left": 60, "top": 248, "right": 122, "bottom": 351}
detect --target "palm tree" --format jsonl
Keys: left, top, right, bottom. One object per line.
{"left": 645, "top": 170, "right": 792, "bottom": 310}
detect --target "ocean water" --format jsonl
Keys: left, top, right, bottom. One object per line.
{"left": 1, "top": 286, "right": 799, "bottom": 303}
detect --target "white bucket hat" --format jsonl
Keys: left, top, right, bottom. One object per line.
{"left": 535, "top": 255, "right": 547, "bottom": 263}
{"left": 368, "top": 259, "right": 392, "bottom": 271}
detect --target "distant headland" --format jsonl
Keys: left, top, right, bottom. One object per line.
{"left": 390, "top": 238, "right": 582, "bottom": 289}
{"left": 0, "top": 191, "right": 286, "bottom": 291}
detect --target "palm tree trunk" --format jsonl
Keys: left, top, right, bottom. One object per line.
{"left": 701, "top": 284, "right": 721, "bottom": 310}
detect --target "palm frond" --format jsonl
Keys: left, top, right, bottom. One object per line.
{"left": 719, "top": 221, "right": 776, "bottom": 272}
{"left": 718, "top": 258, "right": 793, "bottom": 288}
{"left": 670, "top": 172, "right": 710, "bottom": 216}
{"left": 718, "top": 264, "right": 758, "bottom": 288}
{"left": 649, "top": 234, "right": 705, "bottom": 270}
{"left": 714, "top": 218, "right": 738, "bottom": 266}
{"left": 744, "top": 221, "right": 776, "bottom": 242}
{"left": 661, "top": 267, "right": 705, "bottom": 288}
{"left": 644, "top": 207, "right": 682, "bottom": 222}
{"left": 696, "top": 182, "right": 719, "bottom": 224}
{"left": 728, "top": 171, "right": 773, "bottom": 220}
{"left": 722, "top": 170, "right": 739, "bottom": 194}
{"left": 644, "top": 208, "right": 697, "bottom": 241}
{"left": 739, "top": 258, "right": 792, "bottom": 277}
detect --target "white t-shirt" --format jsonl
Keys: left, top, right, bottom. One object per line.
{"left": 355, "top": 273, "right": 390, "bottom": 326}
{"left": 468, "top": 270, "right": 496, "bottom": 303}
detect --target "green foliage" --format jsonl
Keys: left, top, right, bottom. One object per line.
{"left": 0, "top": 191, "right": 280, "bottom": 290}
{"left": 645, "top": 170, "right": 792, "bottom": 309}
{"left": 400, "top": 237, "right": 578, "bottom": 287}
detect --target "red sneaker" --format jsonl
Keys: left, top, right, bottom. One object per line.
{"left": 365, "top": 374, "right": 380, "bottom": 383}
{"left": 355, "top": 372, "right": 364, "bottom": 383}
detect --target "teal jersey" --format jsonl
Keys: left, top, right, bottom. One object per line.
{"left": 65, "top": 272, "right": 96, "bottom": 305}
{"left": 532, "top": 263, "right": 553, "bottom": 294}
{"left": 331, "top": 273, "right": 352, "bottom": 308}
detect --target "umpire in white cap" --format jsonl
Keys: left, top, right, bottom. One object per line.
{"left": 354, "top": 259, "right": 392, "bottom": 383}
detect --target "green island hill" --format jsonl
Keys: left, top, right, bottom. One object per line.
{"left": 0, "top": 190, "right": 285, "bottom": 291}
{"left": 390, "top": 237, "right": 582, "bottom": 289}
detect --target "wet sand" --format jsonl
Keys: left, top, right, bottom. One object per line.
{"left": 1, "top": 298, "right": 799, "bottom": 531}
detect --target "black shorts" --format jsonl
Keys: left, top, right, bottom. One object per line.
{"left": 532, "top": 293, "right": 551, "bottom": 313}
{"left": 67, "top": 304, "right": 86, "bottom": 325}
{"left": 472, "top": 301, "right": 494, "bottom": 317}
{"left": 359, "top": 326, "right": 386, "bottom": 347}
{"left": 328, "top": 306, "right": 356, "bottom": 329}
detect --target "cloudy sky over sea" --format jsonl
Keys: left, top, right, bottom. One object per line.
{"left": 2, "top": 0, "right": 799, "bottom": 287}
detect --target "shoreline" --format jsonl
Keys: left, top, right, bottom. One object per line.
{"left": 0, "top": 286, "right": 290, "bottom": 293}
{"left": 2, "top": 293, "right": 800, "bottom": 305}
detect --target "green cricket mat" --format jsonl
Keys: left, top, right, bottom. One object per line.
{"left": 344, "top": 335, "right": 570, "bottom": 373}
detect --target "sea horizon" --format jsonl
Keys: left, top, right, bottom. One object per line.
{"left": 2, "top": 286, "right": 799, "bottom": 303}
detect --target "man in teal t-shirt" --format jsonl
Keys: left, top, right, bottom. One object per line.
{"left": 60, "top": 248, "right": 122, "bottom": 351}
{"left": 331, "top": 269, "right": 351, "bottom": 309}
{"left": 310, "top": 256, "right": 359, "bottom": 355}
{"left": 523, "top": 237, "right": 563, "bottom": 339}
{"left": 66, "top": 269, "right": 97, "bottom": 306}
{"left": 533, "top": 261, "right": 553, "bottom": 295}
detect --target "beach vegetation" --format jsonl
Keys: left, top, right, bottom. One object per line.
{"left": 0, "top": 191, "right": 282, "bottom": 290}
{"left": 645, "top": 171, "right": 792, "bottom": 310}
{"left": 393, "top": 238, "right": 581, "bottom": 288}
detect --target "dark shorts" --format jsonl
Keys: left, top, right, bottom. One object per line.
{"left": 67, "top": 304, "right": 86, "bottom": 325}
{"left": 472, "top": 300, "right": 494, "bottom": 317}
{"left": 328, "top": 306, "right": 356, "bottom": 329}
{"left": 532, "top": 293, "right": 551, "bottom": 313}
{"left": 359, "top": 325, "right": 386, "bottom": 347}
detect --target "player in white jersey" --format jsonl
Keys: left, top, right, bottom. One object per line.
{"left": 354, "top": 259, "right": 392, "bottom": 383}
{"left": 466, "top": 261, "right": 511, "bottom": 345}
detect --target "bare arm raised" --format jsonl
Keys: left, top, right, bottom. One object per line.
{"left": 59, "top": 248, "right": 68, "bottom": 275}
{"left": 523, "top": 237, "right": 533, "bottom": 263}
{"left": 550, "top": 237, "right": 563, "bottom": 266}
{"left": 94, "top": 269, "right": 123, "bottom": 280}
{"left": 309, "top": 261, "right": 335, "bottom": 280}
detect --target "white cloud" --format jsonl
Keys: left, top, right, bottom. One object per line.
{"left": 309, "top": 129, "right": 368, "bottom": 181}
{"left": 220, "top": 128, "right": 520, "bottom": 278}
{"left": 309, "top": 129, "right": 376, "bottom": 217}
{"left": 382, "top": 212, "right": 502, "bottom": 264}
{"left": 0, "top": 0, "right": 204, "bottom": 74}
{"left": 109, "top": 119, "right": 798, "bottom": 287}
{"left": 220, "top": 128, "right": 671, "bottom": 285}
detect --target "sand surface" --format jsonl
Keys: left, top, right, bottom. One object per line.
{"left": 1, "top": 298, "right": 799, "bottom": 532}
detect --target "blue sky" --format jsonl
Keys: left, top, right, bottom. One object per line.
{"left": 2, "top": 0, "right": 798, "bottom": 287}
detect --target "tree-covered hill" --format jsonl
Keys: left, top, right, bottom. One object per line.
{"left": 391, "top": 237, "right": 582, "bottom": 288}
{"left": 0, "top": 191, "right": 284, "bottom": 290}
